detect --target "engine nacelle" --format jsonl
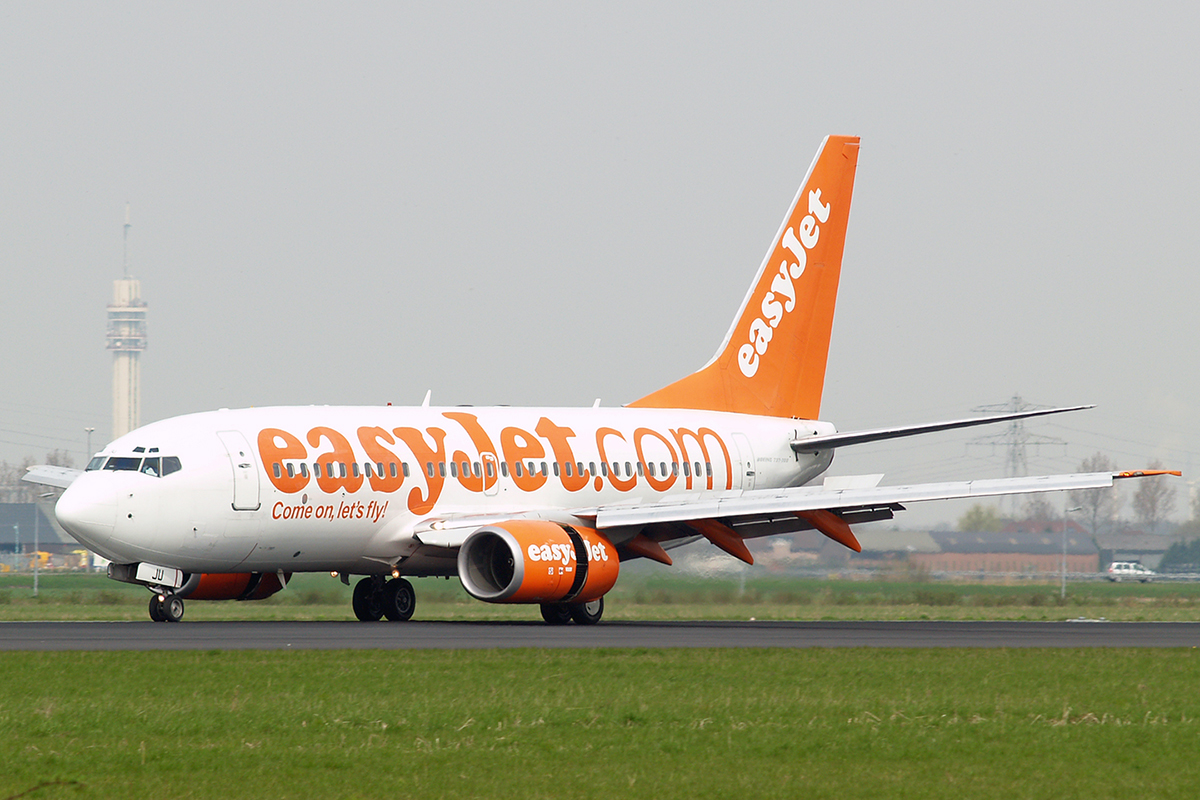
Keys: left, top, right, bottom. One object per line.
{"left": 176, "top": 572, "right": 290, "bottom": 601}
{"left": 458, "top": 520, "right": 619, "bottom": 604}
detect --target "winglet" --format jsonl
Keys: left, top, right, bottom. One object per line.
{"left": 630, "top": 135, "right": 860, "bottom": 419}
{"left": 1115, "top": 470, "right": 1182, "bottom": 479}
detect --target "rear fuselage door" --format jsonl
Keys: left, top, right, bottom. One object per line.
{"left": 217, "top": 430, "right": 261, "bottom": 511}
{"left": 731, "top": 432, "right": 756, "bottom": 491}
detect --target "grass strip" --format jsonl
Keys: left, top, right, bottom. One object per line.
{"left": 1, "top": 648, "right": 1198, "bottom": 798}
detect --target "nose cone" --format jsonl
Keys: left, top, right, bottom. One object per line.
{"left": 55, "top": 475, "right": 117, "bottom": 552}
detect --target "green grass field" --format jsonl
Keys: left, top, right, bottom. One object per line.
{"left": 1, "top": 648, "right": 1198, "bottom": 799}
{"left": 3, "top": 574, "right": 1199, "bottom": 797}
{"left": 3, "top": 570, "right": 1200, "bottom": 622}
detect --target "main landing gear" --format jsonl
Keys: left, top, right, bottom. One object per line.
{"left": 148, "top": 592, "right": 185, "bottom": 623}
{"left": 353, "top": 576, "right": 416, "bottom": 622}
{"left": 540, "top": 597, "right": 604, "bottom": 625}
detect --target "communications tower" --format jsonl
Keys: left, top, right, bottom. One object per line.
{"left": 107, "top": 206, "right": 147, "bottom": 441}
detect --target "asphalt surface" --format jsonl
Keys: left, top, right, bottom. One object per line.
{"left": 3, "top": 620, "right": 1200, "bottom": 650}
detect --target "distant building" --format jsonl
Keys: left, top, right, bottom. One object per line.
{"left": 1094, "top": 533, "right": 1195, "bottom": 571}
{"left": 755, "top": 527, "right": 1101, "bottom": 575}
{"left": 0, "top": 503, "right": 78, "bottom": 555}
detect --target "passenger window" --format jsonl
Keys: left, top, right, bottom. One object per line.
{"left": 683, "top": 462, "right": 690, "bottom": 478}
{"left": 162, "top": 456, "right": 182, "bottom": 476}
{"left": 600, "top": 462, "right": 608, "bottom": 477}
{"left": 438, "top": 462, "right": 446, "bottom": 478}
{"left": 287, "top": 463, "right": 296, "bottom": 479}
{"left": 553, "top": 462, "right": 560, "bottom": 477}
{"left": 402, "top": 463, "right": 410, "bottom": 478}
{"left": 660, "top": 462, "right": 667, "bottom": 477}
{"left": 485, "top": 462, "right": 495, "bottom": 478}
{"left": 273, "top": 463, "right": 282, "bottom": 479}
{"left": 389, "top": 463, "right": 398, "bottom": 478}
{"left": 528, "top": 461, "right": 536, "bottom": 476}
{"left": 515, "top": 462, "right": 524, "bottom": 478}
{"left": 501, "top": 462, "right": 509, "bottom": 478}
{"left": 672, "top": 463, "right": 679, "bottom": 477}
{"left": 426, "top": 462, "right": 435, "bottom": 478}
{"left": 354, "top": 463, "right": 363, "bottom": 478}
{"left": 364, "top": 463, "right": 374, "bottom": 478}
{"left": 624, "top": 462, "right": 632, "bottom": 477}
{"left": 300, "top": 463, "right": 310, "bottom": 478}
{"left": 589, "top": 462, "right": 597, "bottom": 476}
{"left": 637, "top": 462, "right": 644, "bottom": 477}
{"left": 694, "top": 462, "right": 701, "bottom": 478}
{"left": 540, "top": 461, "right": 548, "bottom": 477}
{"left": 473, "top": 462, "right": 481, "bottom": 478}
{"left": 314, "top": 463, "right": 323, "bottom": 479}
{"left": 576, "top": 462, "right": 584, "bottom": 477}
{"left": 564, "top": 461, "right": 573, "bottom": 477}
{"left": 141, "top": 457, "right": 160, "bottom": 477}
{"left": 648, "top": 462, "right": 656, "bottom": 478}
{"left": 462, "top": 460, "right": 471, "bottom": 477}
{"left": 340, "top": 463, "right": 348, "bottom": 479}
{"left": 450, "top": 461, "right": 458, "bottom": 478}
{"left": 706, "top": 462, "right": 712, "bottom": 477}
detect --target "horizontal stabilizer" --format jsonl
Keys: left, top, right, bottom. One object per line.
{"left": 791, "top": 405, "right": 1093, "bottom": 452}
{"left": 22, "top": 465, "right": 83, "bottom": 489}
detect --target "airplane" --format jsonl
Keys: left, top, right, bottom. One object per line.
{"left": 26, "top": 135, "right": 1176, "bottom": 624}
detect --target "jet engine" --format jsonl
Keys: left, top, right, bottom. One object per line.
{"left": 458, "top": 520, "right": 618, "bottom": 603}
{"left": 176, "top": 571, "right": 290, "bottom": 601}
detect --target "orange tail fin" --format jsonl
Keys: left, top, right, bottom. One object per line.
{"left": 629, "top": 135, "right": 860, "bottom": 419}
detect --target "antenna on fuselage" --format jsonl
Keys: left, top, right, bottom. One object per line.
{"left": 421, "top": 390, "right": 431, "bottom": 408}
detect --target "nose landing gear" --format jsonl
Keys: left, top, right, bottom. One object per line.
{"left": 148, "top": 592, "right": 185, "bottom": 622}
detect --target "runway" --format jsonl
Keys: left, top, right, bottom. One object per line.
{"left": 3, "top": 619, "right": 1200, "bottom": 650}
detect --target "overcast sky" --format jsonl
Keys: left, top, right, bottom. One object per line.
{"left": 2, "top": 2, "right": 1197, "bottom": 526}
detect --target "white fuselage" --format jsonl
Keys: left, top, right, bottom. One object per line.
{"left": 55, "top": 405, "right": 835, "bottom": 575}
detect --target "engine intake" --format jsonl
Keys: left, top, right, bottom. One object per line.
{"left": 458, "top": 520, "right": 618, "bottom": 603}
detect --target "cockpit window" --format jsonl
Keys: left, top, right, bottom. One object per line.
{"left": 96, "top": 455, "right": 182, "bottom": 475}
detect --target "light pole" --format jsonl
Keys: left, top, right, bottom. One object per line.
{"left": 33, "top": 504, "right": 38, "bottom": 597}
{"left": 1062, "top": 505, "right": 1082, "bottom": 600}
{"left": 85, "top": 427, "right": 95, "bottom": 463}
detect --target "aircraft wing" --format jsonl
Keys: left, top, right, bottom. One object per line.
{"left": 411, "top": 470, "right": 1176, "bottom": 561}
{"left": 584, "top": 470, "right": 1174, "bottom": 561}
{"left": 791, "top": 405, "right": 1093, "bottom": 451}
{"left": 22, "top": 465, "right": 84, "bottom": 489}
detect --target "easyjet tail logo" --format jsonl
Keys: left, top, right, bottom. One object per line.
{"left": 737, "top": 188, "right": 831, "bottom": 378}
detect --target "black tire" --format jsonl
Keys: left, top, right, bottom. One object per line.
{"left": 161, "top": 594, "right": 185, "bottom": 623}
{"left": 149, "top": 595, "right": 166, "bottom": 622}
{"left": 540, "top": 603, "right": 573, "bottom": 625}
{"left": 568, "top": 597, "right": 604, "bottom": 625}
{"left": 382, "top": 578, "right": 416, "bottom": 622}
{"left": 352, "top": 577, "right": 385, "bottom": 621}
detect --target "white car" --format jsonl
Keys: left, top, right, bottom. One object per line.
{"left": 1107, "top": 562, "right": 1155, "bottom": 582}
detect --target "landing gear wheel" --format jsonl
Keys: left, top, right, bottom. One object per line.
{"left": 161, "top": 594, "right": 185, "bottom": 623}
{"left": 352, "top": 577, "right": 385, "bottom": 621}
{"left": 381, "top": 578, "right": 416, "bottom": 622}
{"left": 568, "top": 597, "right": 604, "bottom": 625}
{"left": 149, "top": 595, "right": 166, "bottom": 622}
{"left": 540, "top": 603, "right": 573, "bottom": 625}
